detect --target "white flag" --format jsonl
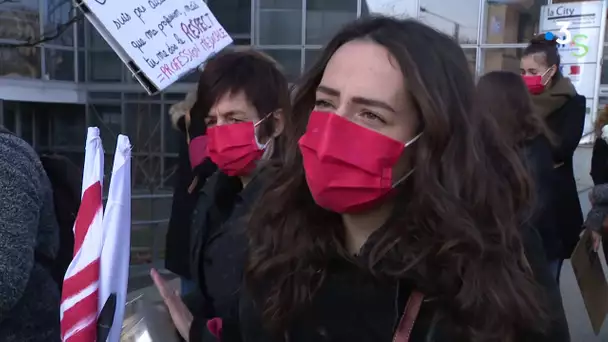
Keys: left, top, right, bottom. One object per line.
{"left": 61, "top": 127, "right": 105, "bottom": 341}
{"left": 99, "top": 135, "right": 132, "bottom": 342}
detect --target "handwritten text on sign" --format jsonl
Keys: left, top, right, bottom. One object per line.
{"left": 83, "top": 0, "right": 233, "bottom": 90}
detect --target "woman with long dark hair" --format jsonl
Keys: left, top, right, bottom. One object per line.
{"left": 475, "top": 71, "right": 559, "bottom": 262}
{"left": 193, "top": 17, "right": 567, "bottom": 341}
{"left": 520, "top": 35, "right": 586, "bottom": 280}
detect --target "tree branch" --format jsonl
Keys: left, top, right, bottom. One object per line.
{"left": 0, "top": 10, "right": 84, "bottom": 48}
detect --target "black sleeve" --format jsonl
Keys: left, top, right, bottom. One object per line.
{"left": 552, "top": 96, "right": 586, "bottom": 164}
{"left": 522, "top": 138, "right": 559, "bottom": 258}
{"left": 591, "top": 138, "right": 608, "bottom": 185}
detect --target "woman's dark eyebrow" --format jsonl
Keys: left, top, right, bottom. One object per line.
{"left": 317, "top": 85, "right": 395, "bottom": 112}
{"left": 351, "top": 97, "right": 395, "bottom": 113}
{"left": 317, "top": 85, "right": 340, "bottom": 96}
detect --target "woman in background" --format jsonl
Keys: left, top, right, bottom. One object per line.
{"left": 153, "top": 48, "right": 294, "bottom": 342}
{"left": 520, "top": 35, "right": 586, "bottom": 280}
{"left": 586, "top": 107, "right": 608, "bottom": 260}
{"left": 475, "top": 71, "right": 559, "bottom": 268}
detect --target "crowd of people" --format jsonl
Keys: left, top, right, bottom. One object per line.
{"left": 0, "top": 14, "right": 605, "bottom": 342}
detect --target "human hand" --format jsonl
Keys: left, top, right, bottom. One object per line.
{"left": 150, "top": 268, "right": 193, "bottom": 341}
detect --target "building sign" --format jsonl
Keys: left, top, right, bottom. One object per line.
{"left": 75, "top": 0, "right": 233, "bottom": 95}
{"left": 540, "top": 1, "right": 607, "bottom": 143}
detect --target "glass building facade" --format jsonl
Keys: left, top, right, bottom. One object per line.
{"left": 0, "top": 0, "right": 604, "bottom": 270}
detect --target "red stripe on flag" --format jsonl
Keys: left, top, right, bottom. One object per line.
{"left": 62, "top": 258, "right": 100, "bottom": 301}
{"left": 64, "top": 318, "right": 96, "bottom": 342}
{"left": 73, "top": 181, "right": 102, "bottom": 255}
{"left": 61, "top": 289, "right": 98, "bottom": 339}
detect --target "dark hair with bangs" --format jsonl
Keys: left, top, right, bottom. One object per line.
{"left": 190, "top": 48, "right": 292, "bottom": 156}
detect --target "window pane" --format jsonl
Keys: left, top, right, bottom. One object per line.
{"left": 463, "top": 48, "right": 477, "bottom": 75}
{"left": 0, "top": 47, "right": 41, "bottom": 78}
{"left": 208, "top": 0, "right": 251, "bottom": 36}
{"left": 360, "top": 0, "right": 417, "bottom": 18}
{"left": 46, "top": 48, "right": 74, "bottom": 81}
{"left": 77, "top": 21, "right": 84, "bottom": 48}
{"left": 87, "top": 21, "right": 111, "bottom": 49}
{"left": 125, "top": 103, "right": 162, "bottom": 154}
{"left": 45, "top": 0, "right": 74, "bottom": 46}
{"left": 304, "top": 48, "right": 322, "bottom": 72}
{"left": 132, "top": 156, "right": 162, "bottom": 190}
{"left": 420, "top": 0, "right": 479, "bottom": 44}
{"left": 88, "top": 103, "right": 122, "bottom": 151}
{"left": 482, "top": 48, "right": 524, "bottom": 74}
{"left": 306, "top": 0, "right": 357, "bottom": 45}
{"left": 602, "top": 48, "right": 608, "bottom": 84}
{"left": 0, "top": 0, "right": 40, "bottom": 41}
{"left": 164, "top": 104, "right": 183, "bottom": 155}
{"left": 3, "top": 101, "right": 16, "bottom": 132}
{"left": 35, "top": 109, "right": 51, "bottom": 148}
{"left": 21, "top": 106, "right": 33, "bottom": 144}
{"left": 258, "top": 1, "right": 302, "bottom": 45}
{"left": 88, "top": 51, "right": 122, "bottom": 82}
{"left": 78, "top": 51, "right": 85, "bottom": 82}
{"left": 484, "top": 0, "right": 546, "bottom": 44}
{"left": 50, "top": 103, "right": 86, "bottom": 148}
{"left": 261, "top": 49, "right": 301, "bottom": 82}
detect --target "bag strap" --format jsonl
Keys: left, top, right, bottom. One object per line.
{"left": 393, "top": 291, "right": 424, "bottom": 342}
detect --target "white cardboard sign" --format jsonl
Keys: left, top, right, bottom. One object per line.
{"left": 77, "top": 0, "right": 233, "bottom": 94}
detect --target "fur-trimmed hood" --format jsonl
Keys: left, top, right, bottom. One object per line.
{"left": 169, "top": 88, "right": 197, "bottom": 130}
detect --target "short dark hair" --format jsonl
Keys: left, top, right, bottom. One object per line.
{"left": 523, "top": 34, "right": 562, "bottom": 81}
{"left": 190, "top": 48, "right": 292, "bottom": 148}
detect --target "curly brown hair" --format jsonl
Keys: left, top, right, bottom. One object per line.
{"left": 246, "top": 17, "right": 547, "bottom": 341}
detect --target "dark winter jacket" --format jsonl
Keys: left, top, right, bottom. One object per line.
{"left": 534, "top": 91, "right": 586, "bottom": 258}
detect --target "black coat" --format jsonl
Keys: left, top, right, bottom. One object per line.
{"left": 591, "top": 137, "right": 608, "bottom": 185}
{"left": 165, "top": 133, "right": 200, "bottom": 278}
{"left": 522, "top": 135, "right": 560, "bottom": 259}
{"left": 197, "top": 224, "right": 569, "bottom": 342}
{"left": 546, "top": 95, "right": 586, "bottom": 258}
{"left": 165, "top": 119, "right": 217, "bottom": 278}
{"left": 187, "top": 171, "right": 266, "bottom": 341}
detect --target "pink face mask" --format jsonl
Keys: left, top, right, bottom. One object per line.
{"left": 522, "top": 68, "right": 552, "bottom": 95}
{"left": 298, "top": 111, "right": 421, "bottom": 213}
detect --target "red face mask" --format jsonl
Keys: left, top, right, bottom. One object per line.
{"left": 522, "top": 68, "right": 552, "bottom": 95}
{"left": 298, "top": 111, "right": 420, "bottom": 213}
{"left": 207, "top": 119, "right": 269, "bottom": 177}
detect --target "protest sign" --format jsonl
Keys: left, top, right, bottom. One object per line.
{"left": 75, "top": 0, "right": 233, "bottom": 94}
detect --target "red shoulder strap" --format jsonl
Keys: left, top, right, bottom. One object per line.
{"left": 393, "top": 291, "right": 424, "bottom": 342}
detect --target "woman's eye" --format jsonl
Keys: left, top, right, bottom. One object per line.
{"left": 360, "top": 111, "right": 386, "bottom": 124}
{"left": 314, "top": 100, "right": 334, "bottom": 110}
